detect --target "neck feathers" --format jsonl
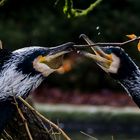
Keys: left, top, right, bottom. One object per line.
{"left": 119, "top": 68, "right": 140, "bottom": 107}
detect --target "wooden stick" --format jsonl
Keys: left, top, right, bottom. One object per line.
{"left": 14, "top": 98, "right": 33, "bottom": 140}
{"left": 3, "top": 130, "right": 13, "bottom": 140}
{"left": 80, "top": 131, "right": 98, "bottom": 140}
{"left": 73, "top": 36, "right": 140, "bottom": 48}
{"left": 0, "top": 40, "right": 3, "bottom": 49}
{"left": 18, "top": 96, "right": 71, "bottom": 140}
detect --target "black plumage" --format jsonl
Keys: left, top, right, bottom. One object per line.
{"left": 0, "top": 42, "right": 74, "bottom": 133}
{"left": 79, "top": 34, "right": 140, "bottom": 108}
{"left": 102, "top": 47, "right": 138, "bottom": 80}
{"left": 103, "top": 47, "right": 140, "bottom": 107}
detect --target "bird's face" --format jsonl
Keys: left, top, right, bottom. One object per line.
{"left": 14, "top": 42, "right": 74, "bottom": 77}
{"left": 79, "top": 35, "right": 137, "bottom": 80}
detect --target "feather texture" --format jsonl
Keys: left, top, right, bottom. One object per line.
{"left": 0, "top": 47, "right": 49, "bottom": 100}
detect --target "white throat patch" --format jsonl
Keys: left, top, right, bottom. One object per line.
{"left": 106, "top": 53, "right": 120, "bottom": 74}
{"left": 33, "top": 58, "right": 55, "bottom": 77}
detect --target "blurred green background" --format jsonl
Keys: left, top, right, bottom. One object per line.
{"left": 1, "top": 0, "right": 140, "bottom": 92}
{"left": 1, "top": 1, "right": 140, "bottom": 139}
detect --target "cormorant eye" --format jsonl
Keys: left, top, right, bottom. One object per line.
{"left": 105, "top": 48, "right": 112, "bottom": 54}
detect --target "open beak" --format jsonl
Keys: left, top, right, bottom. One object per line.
{"left": 79, "top": 34, "right": 113, "bottom": 70}
{"left": 39, "top": 42, "right": 75, "bottom": 69}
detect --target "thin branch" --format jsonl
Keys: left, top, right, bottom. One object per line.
{"left": 50, "top": 124, "right": 57, "bottom": 140}
{"left": 80, "top": 131, "right": 98, "bottom": 140}
{"left": 0, "top": 40, "right": 3, "bottom": 49}
{"left": 18, "top": 96, "right": 71, "bottom": 140}
{"left": 32, "top": 111, "right": 49, "bottom": 133}
{"left": 13, "top": 97, "right": 33, "bottom": 140}
{"left": 49, "top": 120, "right": 61, "bottom": 140}
{"left": 3, "top": 130, "right": 13, "bottom": 140}
{"left": 74, "top": 0, "right": 102, "bottom": 17}
{"left": 73, "top": 36, "right": 140, "bottom": 48}
{"left": 63, "top": 0, "right": 102, "bottom": 18}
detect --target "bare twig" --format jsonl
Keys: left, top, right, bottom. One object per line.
{"left": 63, "top": 0, "right": 102, "bottom": 18}
{"left": 18, "top": 96, "right": 71, "bottom": 140}
{"left": 0, "top": 40, "right": 3, "bottom": 49}
{"left": 3, "top": 130, "right": 13, "bottom": 140}
{"left": 49, "top": 120, "right": 61, "bottom": 140}
{"left": 57, "top": 120, "right": 61, "bottom": 140}
{"left": 48, "top": 124, "right": 57, "bottom": 140}
{"left": 32, "top": 111, "right": 49, "bottom": 133}
{"left": 73, "top": 36, "right": 140, "bottom": 48}
{"left": 13, "top": 97, "right": 33, "bottom": 140}
{"left": 80, "top": 131, "right": 98, "bottom": 140}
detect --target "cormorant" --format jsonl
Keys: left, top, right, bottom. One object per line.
{"left": 0, "top": 42, "right": 74, "bottom": 133}
{"left": 79, "top": 34, "right": 140, "bottom": 108}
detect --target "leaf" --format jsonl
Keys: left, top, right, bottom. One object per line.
{"left": 137, "top": 41, "right": 140, "bottom": 52}
{"left": 126, "top": 34, "right": 137, "bottom": 39}
{"left": 126, "top": 34, "right": 140, "bottom": 52}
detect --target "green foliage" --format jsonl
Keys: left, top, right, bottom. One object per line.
{"left": 63, "top": 0, "right": 102, "bottom": 18}
{"left": 0, "top": 0, "right": 6, "bottom": 6}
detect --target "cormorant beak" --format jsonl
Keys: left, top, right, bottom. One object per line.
{"left": 38, "top": 42, "right": 75, "bottom": 69}
{"left": 79, "top": 34, "right": 113, "bottom": 71}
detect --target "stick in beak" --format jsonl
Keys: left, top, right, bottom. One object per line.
{"left": 78, "top": 34, "right": 113, "bottom": 70}
{"left": 79, "top": 34, "right": 112, "bottom": 60}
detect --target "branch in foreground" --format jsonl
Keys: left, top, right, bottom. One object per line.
{"left": 18, "top": 96, "right": 71, "bottom": 140}
{"left": 0, "top": 97, "right": 52, "bottom": 140}
{"left": 14, "top": 97, "right": 33, "bottom": 140}
{"left": 74, "top": 36, "right": 140, "bottom": 48}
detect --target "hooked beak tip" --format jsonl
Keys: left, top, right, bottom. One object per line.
{"left": 78, "top": 34, "right": 113, "bottom": 69}
{"left": 66, "top": 42, "right": 75, "bottom": 47}
{"left": 79, "top": 34, "right": 87, "bottom": 39}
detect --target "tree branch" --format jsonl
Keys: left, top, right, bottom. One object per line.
{"left": 63, "top": 0, "right": 102, "bottom": 18}
{"left": 74, "top": 36, "right": 140, "bottom": 48}
{"left": 14, "top": 97, "right": 33, "bottom": 140}
{"left": 18, "top": 96, "right": 71, "bottom": 140}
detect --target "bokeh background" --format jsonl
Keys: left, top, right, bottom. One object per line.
{"left": 1, "top": 0, "right": 140, "bottom": 92}
{"left": 1, "top": 0, "right": 140, "bottom": 139}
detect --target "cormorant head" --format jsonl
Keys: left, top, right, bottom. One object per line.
{"left": 79, "top": 35, "right": 138, "bottom": 80}
{"left": 12, "top": 42, "right": 75, "bottom": 77}
{"left": 0, "top": 42, "right": 75, "bottom": 100}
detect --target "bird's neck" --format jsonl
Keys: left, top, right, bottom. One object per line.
{"left": 119, "top": 69, "right": 140, "bottom": 107}
{"left": 0, "top": 69, "right": 44, "bottom": 100}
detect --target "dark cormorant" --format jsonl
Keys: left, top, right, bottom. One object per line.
{"left": 0, "top": 42, "right": 74, "bottom": 133}
{"left": 79, "top": 35, "right": 140, "bottom": 108}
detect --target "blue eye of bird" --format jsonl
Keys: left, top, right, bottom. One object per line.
{"left": 104, "top": 48, "right": 112, "bottom": 54}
